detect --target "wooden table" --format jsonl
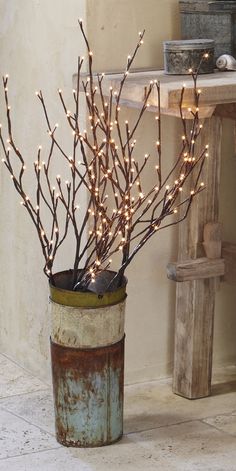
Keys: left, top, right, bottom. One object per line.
{"left": 88, "top": 69, "right": 236, "bottom": 399}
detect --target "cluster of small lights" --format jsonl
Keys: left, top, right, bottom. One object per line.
{"left": 0, "top": 33, "right": 209, "bottom": 289}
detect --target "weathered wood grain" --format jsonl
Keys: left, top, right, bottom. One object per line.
{"left": 76, "top": 70, "right": 236, "bottom": 118}
{"left": 203, "top": 222, "right": 222, "bottom": 259}
{"left": 173, "top": 116, "right": 222, "bottom": 399}
{"left": 214, "top": 103, "right": 236, "bottom": 121}
{"left": 167, "top": 257, "right": 225, "bottom": 282}
{"left": 168, "top": 83, "right": 236, "bottom": 110}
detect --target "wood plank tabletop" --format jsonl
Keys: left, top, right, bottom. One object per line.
{"left": 89, "top": 69, "right": 236, "bottom": 116}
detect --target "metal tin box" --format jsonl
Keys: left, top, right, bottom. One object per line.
{"left": 163, "top": 39, "right": 215, "bottom": 75}
{"left": 179, "top": 1, "right": 236, "bottom": 59}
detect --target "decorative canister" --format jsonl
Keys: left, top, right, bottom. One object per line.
{"left": 163, "top": 39, "right": 215, "bottom": 75}
{"left": 179, "top": 1, "right": 236, "bottom": 60}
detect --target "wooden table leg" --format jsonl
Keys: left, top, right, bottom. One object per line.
{"left": 173, "top": 116, "right": 223, "bottom": 399}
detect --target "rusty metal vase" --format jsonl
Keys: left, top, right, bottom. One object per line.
{"left": 49, "top": 270, "right": 127, "bottom": 448}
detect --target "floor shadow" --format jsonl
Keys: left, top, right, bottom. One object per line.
{"left": 211, "top": 380, "right": 236, "bottom": 396}
{"left": 124, "top": 412, "right": 190, "bottom": 436}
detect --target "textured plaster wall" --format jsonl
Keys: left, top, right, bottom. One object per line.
{"left": 215, "top": 119, "right": 236, "bottom": 367}
{"left": 0, "top": 0, "right": 235, "bottom": 384}
{"left": 0, "top": 0, "right": 87, "bottom": 380}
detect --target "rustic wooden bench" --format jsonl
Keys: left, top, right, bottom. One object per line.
{"left": 90, "top": 69, "right": 236, "bottom": 399}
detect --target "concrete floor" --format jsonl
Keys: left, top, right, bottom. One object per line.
{"left": 0, "top": 353, "right": 236, "bottom": 470}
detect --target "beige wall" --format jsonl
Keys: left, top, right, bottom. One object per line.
{"left": 0, "top": 0, "right": 87, "bottom": 380}
{"left": 215, "top": 119, "right": 236, "bottom": 367}
{"left": 87, "top": 0, "right": 180, "bottom": 71}
{"left": 0, "top": 0, "right": 235, "bottom": 384}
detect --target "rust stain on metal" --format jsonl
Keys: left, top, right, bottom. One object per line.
{"left": 51, "top": 336, "right": 125, "bottom": 447}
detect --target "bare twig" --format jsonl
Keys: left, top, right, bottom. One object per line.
{"left": 0, "top": 23, "right": 208, "bottom": 293}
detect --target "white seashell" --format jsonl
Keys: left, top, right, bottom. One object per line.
{"left": 216, "top": 54, "right": 236, "bottom": 71}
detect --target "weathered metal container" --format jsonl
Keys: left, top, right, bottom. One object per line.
{"left": 49, "top": 270, "right": 127, "bottom": 447}
{"left": 163, "top": 39, "right": 214, "bottom": 74}
{"left": 50, "top": 298, "right": 126, "bottom": 348}
{"left": 180, "top": 1, "right": 236, "bottom": 59}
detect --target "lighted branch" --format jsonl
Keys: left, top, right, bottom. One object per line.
{"left": 71, "top": 21, "right": 207, "bottom": 290}
{"left": 0, "top": 81, "right": 72, "bottom": 277}
{"left": 0, "top": 21, "right": 208, "bottom": 293}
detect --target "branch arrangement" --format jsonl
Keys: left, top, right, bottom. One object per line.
{"left": 0, "top": 21, "right": 209, "bottom": 293}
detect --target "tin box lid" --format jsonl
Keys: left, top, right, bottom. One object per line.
{"left": 180, "top": 1, "right": 236, "bottom": 13}
{"left": 163, "top": 39, "right": 214, "bottom": 51}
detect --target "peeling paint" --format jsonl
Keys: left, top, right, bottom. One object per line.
{"left": 51, "top": 337, "right": 125, "bottom": 447}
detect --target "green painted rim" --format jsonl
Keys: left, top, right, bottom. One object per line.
{"left": 49, "top": 270, "right": 127, "bottom": 308}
